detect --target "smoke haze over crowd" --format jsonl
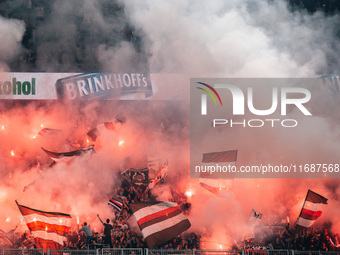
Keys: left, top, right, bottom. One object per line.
{"left": 0, "top": 0, "right": 340, "bottom": 250}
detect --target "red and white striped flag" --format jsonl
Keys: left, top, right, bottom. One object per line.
{"left": 16, "top": 201, "right": 71, "bottom": 250}
{"left": 199, "top": 150, "right": 237, "bottom": 196}
{"left": 296, "top": 189, "right": 328, "bottom": 228}
{"left": 130, "top": 202, "right": 191, "bottom": 248}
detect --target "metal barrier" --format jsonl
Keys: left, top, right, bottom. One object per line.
{"left": 294, "top": 252, "right": 340, "bottom": 255}
{"left": 194, "top": 250, "right": 243, "bottom": 255}
{"left": 247, "top": 250, "right": 290, "bottom": 255}
{"left": 2, "top": 249, "right": 45, "bottom": 255}
{"left": 246, "top": 250, "right": 268, "bottom": 255}
{"left": 47, "top": 249, "right": 99, "bottom": 255}
{"left": 1, "top": 249, "right": 340, "bottom": 255}
{"left": 293, "top": 251, "right": 321, "bottom": 255}
{"left": 101, "top": 248, "right": 143, "bottom": 255}
{"left": 147, "top": 250, "right": 193, "bottom": 255}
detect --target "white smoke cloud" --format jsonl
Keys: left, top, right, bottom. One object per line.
{"left": 121, "top": 0, "right": 339, "bottom": 76}
{"left": 0, "top": 16, "right": 25, "bottom": 69}
{"left": 118, "top": 0, "right": 340, "bottom": 247}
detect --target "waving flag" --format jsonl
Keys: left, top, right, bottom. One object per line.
{"left": 38, "top": 128, "right": 62, "bottom": 137}
{"left": 87, "top": 115, "right": 126, "bottom": 141}
{"left": 108, "top": 197, "right": 123, "bottom": 212}
{"left": 130, "top": 202, "right": 191, "bottom": 248}
{"left": 202, "top": 149, "right": 238, "bottom": 163}
{"left": 16, "top": 201, "right": 71, "bottom": 250}
{"left": 148, "top": 163, "right": 168, "bottom": 189}
{"left": 199, "top": 177, "right": 233, "bottom": 197}
{"left": 0, "top": 229, "right": 14, "bottom": 247}
{"left": 296, "top": 190, "right": 328, "bottom": 228}
{"left": 199, "top": 150, "right": 237, "bottom": 196}
{"left": 248, "top": 209, "right": 263, "bottom": 225}
{"left": 245, "top": 209, "right": 263, "bottom": 240}
{"left": 41, "top": 145, "right": 95, "bottom": 164}
{"left": 87, "top": 122, "right": 115, "bottom": 141}
{"left": 121, "top": 168, "right": 149, "bottom": 187}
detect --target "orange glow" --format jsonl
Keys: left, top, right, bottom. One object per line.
{"left": 0, "top": 190, "right": 7, "bottom": 201}
{"left": 185, "top": 190, "right": 193, "bottom": 197}
{"left": 10, "top": 150, "right": 15, "bottom": 156}
{"left": 1, "top": 125, "right": 4, "bottom": 130}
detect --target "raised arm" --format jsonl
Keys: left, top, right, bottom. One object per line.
{"left": 97, "top": 214, "right": 104, "bottom": 224}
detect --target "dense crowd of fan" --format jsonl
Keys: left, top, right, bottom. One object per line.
{"left": 0, "top": 0, "right": 340, "bottom": 252}
{"left": 1, "top": 178, "right": 340, "bottom": 252}
{"left": 0, "top": 181, "right": 199, "bottom": 250}
{"left": 237, "top": 225, "right": 340, "bottom": 252}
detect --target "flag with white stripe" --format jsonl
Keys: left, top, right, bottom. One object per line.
{"left": 130, "top": 202, "right": 191, "bottom": 248}
{"left": 16, "top": 201, "right": 71, "bottom": 250}
{"left": 148, "top": 163, "right": 168, "bottom": 189}
{"left": 108, "top": 197, "right": 123, "bottom": 212}
{"left": 199, "top": 150, "right": 237, "bottom": 196}
{"left": 87, "top": 122, "right": 116, "bottom": 141}
{"left": 296, "top": 189, "right": 328, "bottom": 228}
{"left": 41, "top": 145, "right": 95, "bottom": 164}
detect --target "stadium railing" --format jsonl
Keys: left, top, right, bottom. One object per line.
{"left": 247, "top": 250, "right": 290, "bottom": 255}
{"left": 1, "top": 249, "right": 340, "bottom": 255}
{"left": 194, "top": 250, "right": 244, "bottom": 255}
{"left": 2, "top": 249, "right": 45, "bottom": 255}
{"left": 293, "top": 252, "right": 340, "bottom": 255}
{"left": 101, "top": 248, "right": 144, "bottom": 255}
{"left": 47, "top": 249, "right": 99, "bottom": 255}
{"left": 146, "top": 249, "right": 194, "bottom": 255}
